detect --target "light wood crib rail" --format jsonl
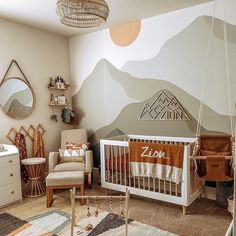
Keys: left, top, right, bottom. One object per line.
{"left": 100, "top": 134, "right": 204, "bottom": 215}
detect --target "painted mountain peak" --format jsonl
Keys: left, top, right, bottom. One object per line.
{"left": 139, "top": 90, "right": 190, "bottom": 120}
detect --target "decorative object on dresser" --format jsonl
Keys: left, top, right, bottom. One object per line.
{"left": 0, "top": 144, "right": 22, "bottom": 207}
{"left": 0, "top": 60, "right": 35, "bottom": 119}
{"left": 48, "top": 129, "right": 93, "bottom": 187}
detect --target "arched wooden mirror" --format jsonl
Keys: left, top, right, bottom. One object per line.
{"left": 0, "top": 60, "right": 35, "bottom": 119}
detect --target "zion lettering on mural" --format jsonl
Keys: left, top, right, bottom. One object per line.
{"left": 139, "top": 90, "right": 190, "bottom": 120}
{"left": 141, "top": 146, "right": 169, "bottom": 159}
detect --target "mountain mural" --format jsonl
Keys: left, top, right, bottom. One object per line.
{"left": 72, "top": 16, "right": 236, "bottom": 166}
{"left": 121, "top": 16, "right": 236, "bottom": 116}
{"left": 139, "top": 90, "right": 190, "bottom": 120}
{"left": 72, "top": 58, "right": 234, "bottom": 166}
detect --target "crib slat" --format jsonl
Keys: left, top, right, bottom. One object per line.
{"left": 105, "top": 145, "right": 108, "bottom": 181}
{"left": 143, "top": 177, "right": 145, "bottom": 190}
{"left": 115, "top": 146, "right": 118, "bottom": 184}
{"left": 164, "top": 180, "right": 166, "bottom": 194}
{"left": 148, "top": 177, "right": 150, "bottom": 191}
{"left": 124, "top": 146, "right": 127, "bottom": 186}
{"left": 158, "top": 179, "right": 161, "bottom": 192}
{"left": 175, "top": 184, "right": 178, "bottom": 196}
{"left": 106, "top": 145, "right": 110, "bottom": 182}
{"left": 128, "top": 148, "right": 131, "bottom": 187}
{"left": 153, "top": 177, "right": 155, "bottom": 192}
{"left": 118, "top": 146, "right": 123, "bottom": 184}
{"left": 111, "top": 146, "right": 114, "bottom": 184}
{"left": 138, "top": 176, "right": 140, "bottom": 189}
{"left": 169, "top": 181, "right": 172, "bottom": 195}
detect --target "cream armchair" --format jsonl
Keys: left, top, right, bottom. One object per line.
{"left": 48, "top": 129, "right": 93, "bottom": 187}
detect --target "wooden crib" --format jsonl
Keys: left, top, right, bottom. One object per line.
{"left": 100, "top": 134, "right": 204, "bottom": 215}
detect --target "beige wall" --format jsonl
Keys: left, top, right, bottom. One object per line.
{"left": 0, "top": 18, "right": 71, "bottom": 156}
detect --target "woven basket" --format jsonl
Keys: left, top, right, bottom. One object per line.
{"left": 227, "top": 195, "right": 233, "bottom": 215}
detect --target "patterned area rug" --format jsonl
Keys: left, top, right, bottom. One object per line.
{"left": 63, "top": 212, "right": 178, "bottom": 236}
{"left": 0, "top": 210, "right": 178, "bottom": 236}
{"left": 0, "top": 210, "right": 70, "bottom": 236}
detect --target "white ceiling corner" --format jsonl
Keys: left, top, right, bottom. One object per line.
{"left": 0, "top": 0, "right": 212, "bottom": 37}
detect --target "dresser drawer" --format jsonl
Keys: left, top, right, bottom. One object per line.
{"left": 0, "top": 154, "right": 19, "bottom": 168}
{"left": 0, "top": 165, "right": 20, "bottom": 186}
{"left": 0, "top": 182, "right": 22, "bottom": 207}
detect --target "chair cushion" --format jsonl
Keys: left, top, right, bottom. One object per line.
{"left": 46, "top": 171, "right": 84, "bottom": 186}
{"left": 54, "top": 162, "right": 85, "bottom": 172}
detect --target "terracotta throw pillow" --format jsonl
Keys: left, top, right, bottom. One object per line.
{"left": 59, "top": 149, "right": 84, "bottom": 163}
{"left": 65, "top": 141, "right": 90, "bottom": 151}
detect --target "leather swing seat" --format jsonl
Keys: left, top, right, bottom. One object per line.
{"left": 197, "top": 135, "right": 233, "bottom": 182}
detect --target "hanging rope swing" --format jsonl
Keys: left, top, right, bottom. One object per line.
{"left": 191, "top": 0, "right": 234, "bottom": 182}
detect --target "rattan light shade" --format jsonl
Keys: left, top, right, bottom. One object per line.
{"left": 56, "top": 0, "right": 109, "bottom": 28}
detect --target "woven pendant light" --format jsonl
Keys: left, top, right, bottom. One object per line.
{"left": 56, "top": 0, "right": 109, "bottom": 28}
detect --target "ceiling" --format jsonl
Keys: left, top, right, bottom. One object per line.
{"left": 0, "top": 0, "right": 212, "bottom": 37}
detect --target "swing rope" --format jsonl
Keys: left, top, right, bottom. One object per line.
{"left": 222, "top": 2, "right": 234, "bottom": 136}
{"left": 195, "top": 0, "right": 234, "bottom": 141}
{"left": 196, "top": 0, "right": 217, "bottom": 138}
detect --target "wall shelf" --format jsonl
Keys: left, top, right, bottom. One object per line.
{"left": 48, "top": 103, "right": 68, "bottom": 106}
{"left": 48, "top": 87, "right": 68, "bottom": 91}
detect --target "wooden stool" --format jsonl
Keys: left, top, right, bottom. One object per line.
{"left": 46, "top": 171, "right": 84, "bottom": 207}
{"left": 21, "top": 157, "right": 46, "bottom": 197}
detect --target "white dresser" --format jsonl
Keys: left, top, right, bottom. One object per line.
{"left": 0, "top": 144, "right": 22, "bottom": 207}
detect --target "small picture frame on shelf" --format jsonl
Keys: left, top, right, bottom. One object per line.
{"left": 57, "top": 95, "right": 66, "bottom": 105}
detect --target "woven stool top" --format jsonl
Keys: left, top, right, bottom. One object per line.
{"left": 21, "top": 157, "right": 45, "bottom": 165}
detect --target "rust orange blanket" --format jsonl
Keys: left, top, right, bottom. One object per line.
{"left": 129, "top": 141, "right": 184, "bottom": 184}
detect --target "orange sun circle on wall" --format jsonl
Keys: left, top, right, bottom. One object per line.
{"left": 109, "top": 20, "right": 141, "bottom": 47}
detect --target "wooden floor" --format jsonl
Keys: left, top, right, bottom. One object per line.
{"left": 0, "top": 178, "right": 232, "bottom": 236}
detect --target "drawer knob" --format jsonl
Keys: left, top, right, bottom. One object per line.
{"left": 10, "top": 173, "right": 14, "bottom": 177}
{"left": 9, "top": 160, "right": 13, "bottom": 163}
{"left": 11, "top": 191, "right": 15, "bottom": 194}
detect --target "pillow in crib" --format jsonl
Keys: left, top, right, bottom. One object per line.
{"left": 59, "top": 149, "right": 84, "bottom": 163}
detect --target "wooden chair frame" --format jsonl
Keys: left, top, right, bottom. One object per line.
{"left": 46, "top": 184, "right": 84, "bottom": 208}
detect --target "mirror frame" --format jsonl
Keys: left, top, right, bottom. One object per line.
{"left": 0, "top": 76, "right": 36, "bottom": 119}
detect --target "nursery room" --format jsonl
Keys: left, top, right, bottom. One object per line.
{"left": 0, "top": 0, "right": 235, "bottom": 235}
